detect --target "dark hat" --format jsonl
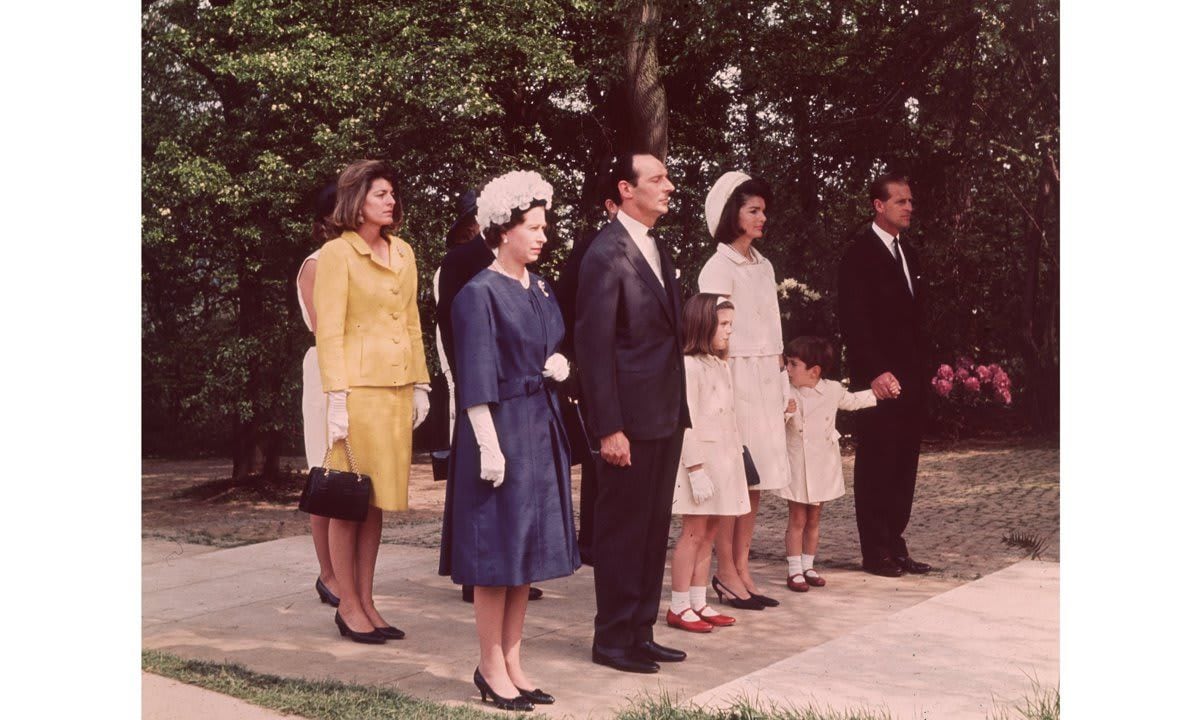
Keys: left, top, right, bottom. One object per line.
{"left": 445, "top": 189, "right": 480, "bottom": 247}
{"left": 453, "top": 188, "right": 479, "bottom": 225}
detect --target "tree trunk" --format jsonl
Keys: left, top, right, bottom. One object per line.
{"left": 623, "top": 0, "right": 668, "bottom": 159}
{"left": 1019, "top": 146, "right": 1058, "bottom": 435}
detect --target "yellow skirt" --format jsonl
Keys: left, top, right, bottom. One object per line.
{"left": 325, "top": 385, "right": 414, "bottom": 512}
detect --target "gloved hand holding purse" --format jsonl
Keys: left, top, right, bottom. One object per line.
{"left": 327, "top": 390, "right": 349, "bottom": 444}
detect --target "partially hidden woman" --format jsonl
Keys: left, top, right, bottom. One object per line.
{"left": 697, "top": 172, "right": 791, "bottom": 610}
{"left": 297, "top": 181, "right": 341, "bottom": 608}
{"left": 438, "top": 170, "right": 579, "bottom": 711}
{"left": 314, "top": 160, "right": 432, "bottom": 644}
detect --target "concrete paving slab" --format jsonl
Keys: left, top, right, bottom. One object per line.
{"left": 144, "top": 536, "right": 965, "bottom": 718}
{"left": 690, "top": 560, "right": 1059, "bottom": 719}
{"left": 143, "top": 538, "right": 220, "bottom": 564}
{"left": 143, "top": 672, "right": 307, "bottom": 720}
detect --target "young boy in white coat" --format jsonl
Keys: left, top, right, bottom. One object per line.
{"left": 778, "top": 336, "right": 895, "bottom": 591}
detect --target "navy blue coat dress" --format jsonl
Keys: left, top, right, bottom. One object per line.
{"left": 438, "top": 268, "right": 581, "bottom": 586}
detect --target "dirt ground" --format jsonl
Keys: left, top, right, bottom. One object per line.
{"left": 143, "top": 439, "right": 1058, "bottom": 581}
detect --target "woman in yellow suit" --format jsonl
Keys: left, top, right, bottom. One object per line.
{"left": 315, "top": 159, "right": 431, "bottom": 644}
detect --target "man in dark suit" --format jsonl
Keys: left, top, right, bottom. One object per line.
{"left": 837, "top": 172, "right": 933, "bottom": 578}
{"left": 576, "top": 152, "right": 690, "bottom": 674}
{"left": 435, "top": 189, "right": 544, "bottom": 603}
{"left": 554, "top": 173, "right": 620, "bottom": 567}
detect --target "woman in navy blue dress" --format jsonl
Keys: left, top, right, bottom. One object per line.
{"left": 438, "top": 170, "right": 579, "bottom": 711}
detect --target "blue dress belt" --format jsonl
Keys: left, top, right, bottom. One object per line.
{"left": 497, "top": 374, "right": 546, "bottom": 401}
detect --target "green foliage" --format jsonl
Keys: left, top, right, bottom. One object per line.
{"left": 143, "top": 0, "right": 1058, "bottom": 468}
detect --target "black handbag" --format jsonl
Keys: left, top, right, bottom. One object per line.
{"left": 742, "top": 445, "right": 761, "bottom": 486}
{"left": 299, "top": 439, "right": 372, "bottom": 521}
{"left": 431, "top": 449, "right": 451, "bottom": 481}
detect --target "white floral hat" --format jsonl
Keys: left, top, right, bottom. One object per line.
{"left": 475, "top": 170, "right": 554, "bottom": 230}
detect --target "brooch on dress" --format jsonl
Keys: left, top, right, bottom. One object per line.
{"left": 537, "top": 279, "right": 549, "bottom": 297}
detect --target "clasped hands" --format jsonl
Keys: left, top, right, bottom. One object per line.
{"left": 871, "top": 372, "right": 903, "bottom": 400}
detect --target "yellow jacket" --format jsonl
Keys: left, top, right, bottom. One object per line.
{"left": 315, "top": 231, "right": 430, "bottom": 391}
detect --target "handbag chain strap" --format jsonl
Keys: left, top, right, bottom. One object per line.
{"left": 322, "top": 437, "right": 361, "bottom": 476}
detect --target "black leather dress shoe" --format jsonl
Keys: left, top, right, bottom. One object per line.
{"left": 863, "top": 558, "right": 904, "bottom": 577}
{"left": 895, "top": 556, "right": 933, "bottom": 574}
{"left": 592, "top": 645, "right": 659, "bottom": 674}
{"left": 633, "top": 640, "right": 686, "bottom": 663}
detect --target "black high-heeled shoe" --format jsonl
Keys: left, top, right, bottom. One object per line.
{"left": 334, "top": 612, "right": 386, "bottom": 644}
{"left": 712, "top": 576, "right": 765, "bottom": 610}
{"left": 473, "top": 667, "right": 533, "bottom": 711}
{"left": 372, "top": 624, "right": 406, "bottom": 640}
{"left": 516, "top": 687, "right": 555, "bottom": 705}
{"left": 747, "top": 590, "right": 780, "bottom": 607}
{"left": 316, "top": 578, "right": 340, "bottom": 607}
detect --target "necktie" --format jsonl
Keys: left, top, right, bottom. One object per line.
{"left": 892, "top": 237, "right": 911, "bottom": 294}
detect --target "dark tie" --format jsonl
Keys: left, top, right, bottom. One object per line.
{"left": 892, "top": 237, "right": 911, "bottom": 294}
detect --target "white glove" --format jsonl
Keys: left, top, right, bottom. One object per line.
{"left": 688, "top": 468, "right": 715, "bottom": 505}
{"left": 327, "top": 390, "right": 349, "bottom": 444}
{"left": 466, "top": 404, "right": 506, "bottom": 487}
{"left": 412, "top": 385, "right": 430, "bottom": 429}
{"left": 542, "top": 353, "right": 570, "bottom": 382}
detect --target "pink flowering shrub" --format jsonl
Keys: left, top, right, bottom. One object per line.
{"left": 928, "top": 355, "right": 1017, "bottom": 440}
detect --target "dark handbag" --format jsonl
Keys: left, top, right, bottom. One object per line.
{"left": 299, "top": 439, "right": 372, "bottom": 521}
{"left": 742, "top": 445, "right": 761, "bottom": 486}
{"left": 431, "top": 449, "right": 451, "bottom": 481}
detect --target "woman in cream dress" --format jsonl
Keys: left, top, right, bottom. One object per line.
{"left": 697, "top": 172, "right": 791, "bottom": 609}
{"left": 297, "top": 183, "right": 340, "bottom": 607}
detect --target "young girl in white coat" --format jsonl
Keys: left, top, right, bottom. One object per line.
{"left": 666, "top": 294, "right": 751, "bottom": 633}
{"left": 779, "top": 336, "right": 891, "bottom": 591}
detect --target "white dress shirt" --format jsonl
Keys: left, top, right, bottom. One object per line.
{"left": 871, "top": 222, "right": 913, "bottom": 294}
{"left": 617, "top": 209, "right": 663, "bottom": 286}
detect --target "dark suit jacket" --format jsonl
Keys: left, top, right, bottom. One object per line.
{"left": 436, "top": 234, "right": 493, "bottom": 380}
{"left": 554, "top": 227, "right": 601, "bottom": 362}
{"left": 837, "top": 223, "right": 928, "bottom": 392}
{"left": 575, "top": 219, "right": 690, "bottom": 441}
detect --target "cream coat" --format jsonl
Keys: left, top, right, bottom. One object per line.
{"left": 777, "top": 379, "right": 877, "bottom": 504}
{"left": 672, "top": 354, "right": 751, "bottom": 516}
{"left": 698, "top": 244, "right": 791, "bottom": 489}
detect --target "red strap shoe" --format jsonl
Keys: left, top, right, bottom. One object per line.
{"left": 787, "top": 573, "right": 810, "bottom": 592}
{"left": 695, "top": 605, "right": 736, "bottom": 626}
{"left": 666, "top": 608, "right": 714, "bottom": 633}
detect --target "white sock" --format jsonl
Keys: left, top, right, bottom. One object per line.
{"left": 802, "top": 554, "right": 818, "bottom": 575}
{"left": 787, "top": 555, "right": 805, "bottom": 576}
{"left": 670, "top": 591, "right": 691, "bottom": 615}
{"left": 689, "top": 586, "right": 708, "bottom": 612}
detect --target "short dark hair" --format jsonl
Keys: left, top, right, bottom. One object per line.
{"left": 869, "top": 172, "right": 909, "bottom": 204}
{"left": 714, "top": 177, "right": 772, "bottom": 245}
{"left": 611, "top": 152, "right": 660, "bottom": 204}
{"left": 784, "top": 336, "right": 837, "bottom": 377}
{"left": 482, "top": 200, "right": 548, "bottom": 250}
{"left": 681, "top": 293, "right": 736, "bottom": 359}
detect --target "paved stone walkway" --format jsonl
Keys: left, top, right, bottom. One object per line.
{"left": 143, "top": 537, "right": 1056, "bottom": 719}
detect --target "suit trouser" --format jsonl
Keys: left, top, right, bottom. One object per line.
{"left": 592, "top": 429, "right": 685, "bottom": 650}
{"left": 852, "top": 396, "right": 923, "bottom": 564}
